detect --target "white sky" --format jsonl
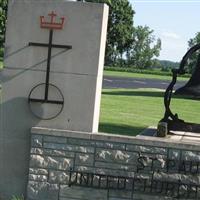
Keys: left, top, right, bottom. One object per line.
{"left": 129, "top": 0, "right": 200, "bottom": 62}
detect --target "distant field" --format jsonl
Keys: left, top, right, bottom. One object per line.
{"left": 0, "top": 60, "right": 189, "bottom": 81}
{"left": 104, "top": 70, "right": 189, "bottom": 81}
{"left": 99, "top": 88, "right": 200, "bottom": 136}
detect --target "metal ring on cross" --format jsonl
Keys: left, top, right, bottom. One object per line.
{"left": 28, "top": 83, "right": 64, "bottom": 120}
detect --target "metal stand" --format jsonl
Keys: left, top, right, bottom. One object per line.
{"left": 158, "top": 43, "right": 200, "bottom": 136}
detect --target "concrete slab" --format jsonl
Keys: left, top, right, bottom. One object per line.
{"left": 139, "top": 126, "right": 200, "bottom": 144}
{"left": 3, "top": 0, "right": 109, "bottom": 132}
{"left": 138, "top": 126, "right": 157, "bottom": 136}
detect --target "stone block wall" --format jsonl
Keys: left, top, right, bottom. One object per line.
{"left": 27, "top": 127, "right": 200, "bottom": 200}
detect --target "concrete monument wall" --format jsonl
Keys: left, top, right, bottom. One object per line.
{"left": 4, "top": 0, "right": 108, "bottom": 132}
{"left": 0, "top": 1, "right": 108, "bottom": 199}
{"left": 28, "top": 127, "right": 200, "bottom": 200}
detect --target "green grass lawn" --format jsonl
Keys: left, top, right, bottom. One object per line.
{"left": 104, "top": 70, "right": 189, "bottom": 81}
{"left": 99, "top": 88, "right": 200, "bottom": 136}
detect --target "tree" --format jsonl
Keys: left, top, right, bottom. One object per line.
{"left": 85, "top": 0, "right": 135, "bottom": 66}
{"left": 158, "top": 60, "right": 180, "bottom": 71}
{"left": 0, "top": 0, "right": 8, "bottom": 49}
{"left": 128, "top": 25, "right": 161, "bottom": 69}
{"left": 186, "top": 32, "right": 200, "bottom": 73}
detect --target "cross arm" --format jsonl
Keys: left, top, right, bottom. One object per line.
{"left": 28, "top": 42, "right": 72, "bottom": 49}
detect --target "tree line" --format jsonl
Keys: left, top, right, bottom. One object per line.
{"left": 0, "top": 0, "right": 200, "bottom": 72}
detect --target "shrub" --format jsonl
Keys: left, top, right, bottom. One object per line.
{"left": 10, "top": 195, "right": 24, "bottom": 200}
{"left": 0, "top": 48, "right": 3, "bottom": 60}
{"left": 104, "top": 66, "right": 190, "bottom": 78}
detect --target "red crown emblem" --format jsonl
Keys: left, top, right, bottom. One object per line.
{"left": 40, "top": 11, "right": 65, "bottom": 30}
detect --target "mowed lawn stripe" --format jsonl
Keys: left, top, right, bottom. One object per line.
{"left": 104, "top": 70, "right": 189, "bottom": 81}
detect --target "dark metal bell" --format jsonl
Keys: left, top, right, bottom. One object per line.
{"left": 175, "top": 54, "right": 200, "bottom": 97}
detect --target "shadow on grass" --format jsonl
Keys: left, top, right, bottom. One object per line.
{"left": 99, "top": 122, "right": 145, "bottom": 136}
{"left": 102, "top": 90, "right": 200, "bottom": 101}
{"left": 102, "top": 90, "right": 164, "bottom": 98}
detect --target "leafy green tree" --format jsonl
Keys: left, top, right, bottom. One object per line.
{"left": 85, "top": 0, "right": 135, "bottom": 66}
{"left": 128, "top": 25, "right": 161, "bottom": 69}
{"left": 186, "top": 32, "right": 200, "bottom": 73}
{"left": 159, "top": 60, "right": 180, "bottom": 71}
{"left": 0, "top": 0, "right": 8, "bottom": 50}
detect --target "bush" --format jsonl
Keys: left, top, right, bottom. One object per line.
{"left": 10, "top": 195, "right": 24, "bottom": 200}
{"left": 0, "top": 48, "right": 4, "bottom": 60}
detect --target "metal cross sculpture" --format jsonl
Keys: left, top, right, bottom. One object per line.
{"left": 28, "top": 11, "right": 72, "bottom": 120}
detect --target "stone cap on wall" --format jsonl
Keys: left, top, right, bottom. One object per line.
{"left": 31, "top": 126, "right": 200, "bottom": 151}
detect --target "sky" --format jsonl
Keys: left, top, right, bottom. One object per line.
{"left": 129, "top": 0, "right": 200, "bottom": 62}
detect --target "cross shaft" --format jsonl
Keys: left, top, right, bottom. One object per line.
{"left": 28, "top": 29, "right": 72, "bottom": 104}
